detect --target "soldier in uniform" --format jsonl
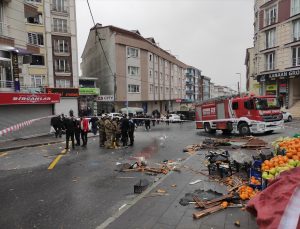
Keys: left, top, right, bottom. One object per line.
{"left": 97, "top": 115, "right": 106, "bottom": 147}
{"left": 104, "top": 116, "right": 114, "bottom": 149}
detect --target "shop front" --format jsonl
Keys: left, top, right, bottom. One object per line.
{"left": 256, "top": 70, "right": 300, "bottom": 108}
{"left": 0, "top": 92, "right": 60, "bottom": 140}
{"left": 78, "top": 88, "right": 99, "bottom": 116}
{"left": 46, "top": 88, "right": 79, "bottom": 116}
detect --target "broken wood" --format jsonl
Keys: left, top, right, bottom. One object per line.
{"left": 193, "top": 205, "right": 223, "bottom": 219}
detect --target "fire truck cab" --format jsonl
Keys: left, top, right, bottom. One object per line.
{"left": 195, "top": 95, "right": 284, "bottom": 135}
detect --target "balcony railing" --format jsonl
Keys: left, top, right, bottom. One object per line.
{"left": 52, "top": 25, "right": 69, "bottom": 33}
{"left": 292, "top": 57, "right": 300, "bottom": 67}
{"left": 186, "top": 90, "right": 194, "bottom": 94}
{"left": 0, "top": 80, "right": 14, "bottom": 89}
{"left": 50, "top": 4, "right": 69, "bottom": 13}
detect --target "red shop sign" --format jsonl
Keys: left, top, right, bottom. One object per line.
{"left": 0, "top": 93, "right": 61, "bottom": 105}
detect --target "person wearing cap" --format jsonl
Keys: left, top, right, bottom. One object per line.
{"left": 97, "top": 114, "right": 106, "bottom": 147}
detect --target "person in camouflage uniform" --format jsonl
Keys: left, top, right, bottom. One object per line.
{"left": 104, "top": 116, "right": 114, "bottom": 149}
{"left": 97, "top": 115, "right": 106, "bottom": 147}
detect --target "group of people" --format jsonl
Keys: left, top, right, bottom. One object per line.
{"left": 98, "top": 114, "right": 135, "bottom": 149}
{"left": 50, "top": 110, "right": 91, "bottom": 150}
{"left": 50, "top": 111, "right": 136, "bottom": 150}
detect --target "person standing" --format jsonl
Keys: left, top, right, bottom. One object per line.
{"left": 80, "top": 116, "right": 89, "bottom": 147}
{"left": 63, "top": 111, "right": 76, "bottom": 150}
{"left": 120, "top": 114, "right": 129, "bottom": 146}
{"left": 89, "top": 116, "right": 99, "bottom": 135}
{"left": 145, "top": 115, "right": 151, "bottom": 131}
{"left": 74, "top": 118, "right": 81, "bottom": 146}
{"left": 97, "top": 115, "right": 106, "bottom": 147}
{"left": 128, "top": 115, "right": 135, "bottom": 146}
{"left": 104, "top": 116, "right": 114, "bottom": 149}
{"left": 111, "top": 117, "right": 118, "bottom": 148}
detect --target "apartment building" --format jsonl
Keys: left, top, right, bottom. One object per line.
{"left": 253, "top": 0, "right": 300, "bottom": 108}
{"left": 81, "top": 24, "right": 187, "bottom": 114}
{"left": 199, "top": 75, "right": 211, "bottom": 101}
{"left": 0, "top": 0, "right": 79, "bottom": 117}
{"left": 185, "top": 67, "right": 201, "bottom": 102}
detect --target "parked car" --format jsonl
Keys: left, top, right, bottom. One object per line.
{"left": 108, "top": 113, "right": 122, "bottom": 120}
{"left": 282, "top": 111, "right": 292, "bottom": 122}
{"left": 167, "top": 114, "right": 181, "bottom": 123}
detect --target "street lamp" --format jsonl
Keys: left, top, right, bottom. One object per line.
{"left": 236, "top": 73, "right": 241, "bottom": 95}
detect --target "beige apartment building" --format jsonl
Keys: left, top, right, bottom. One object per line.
{"left": 245, "top": 47, "right": 260, "bottom": 95}
{"left": 81, "top": 24, "right": 187, "bottom": 114}
{"left": 252, "top": 0, "right": 300, "bottom": 109}
{"left": 0, "top": 0, "right": 79, "bottom": 117}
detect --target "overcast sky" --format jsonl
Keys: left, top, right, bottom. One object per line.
{"left": 76, "top": 0, "right": 254, "bottom": 91}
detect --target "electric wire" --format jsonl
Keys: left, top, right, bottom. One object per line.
{"left": 86, "top": 0, "right": 114, "bottom": 77}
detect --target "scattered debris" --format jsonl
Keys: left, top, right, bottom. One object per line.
{"left": 234, "top": 220, "right": 241, "bottom": 227}
{"left": 189, "top": 179, "right": 202, "bottom": 185}
{"left": 156, "top": 189, "right": 167, "bottom": 193}
{"left": 171, "top": 184, "right": 177, "bottom": 187}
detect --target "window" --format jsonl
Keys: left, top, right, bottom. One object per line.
{"left": 128, "top": 84, "right": 140, "bottom": 93}
{"left": 128, "top": 66, "right": 139, "bottom": 76}
{"left": 26, "top": 0, "right": 42, "bottom": 3}
{"left": 149, "top": 70, "right": 152, "bottom": 78}
{"left": 155, "top": 55, "right": 158, "bottom": 63}
{"left": 31, "top": 75, "right": 45, "bottom": 87}
{"left": 292, "top": 46, "right": 300, "bottom": 66}
{"left": 54, "top": 59, "right": 70, "bottom": 72}
{"left": 292, "top": 0, "right": 300, "bottom": 16}
{"left": 171, "top": 88, "right": 174, "bottom": 94}
{"left": 149, "top": 84, "right": 153, "bottom": 93}
{"left": 244, "top": 100, "right": 254, "bottom": 110}
{"left": 160, "top": 86, "right": 163, "bottom": 94}
{"left": 266, "top": 52, "right": 275, "bottom": 70}
{"left": 56, "top": 79, "right": 70, "bottom": 88}
{"left": 149, "top": 54, "right": 152, "bottom": 61}
{"left": 155, "top": 71, "right": 158, "bottom": 79}
{"left": 155, "top": 86, "right": 158, "bottom": 94}
{"left": 27, "top": 14, "right": 42, "bottom": 24}
{"left": 265, "top": 6, "right": 277, "bottom": 26}
{"left": 28, "top": 33, "right": 44, "bottom": 45}
{"left": 53, "top": 18, "right": 68, "bottom": 33}
{"left": 54, "top": 39, "right": 69, "bottom": 53}
{"left": 266, "top": 29, "right": 275, "bottom": 48}
{"left": 160, "top": 73, "right": 163, "bottom": 81}
{"left": 232, "top": 102, "right": 238, "bottom": 110}
{"left": 293, "top": 19, "right": 300, "bottom": 41}
{"left": 52, "top": 0, "right": 67, "bottom": 12}
{"left": 127, "top": 47, "right": 138, "bottom": 58}
{"left": 31, "top": 55, "right": 45, "bottom": 65}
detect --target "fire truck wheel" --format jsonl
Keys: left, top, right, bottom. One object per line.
{"left": 204, "top": 123, "right": 216, "bottom": 134}
{"left": 238, "top": 122, "right": 250, "bottom": 136}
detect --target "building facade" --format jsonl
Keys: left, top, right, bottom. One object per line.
{"left": 253, "top": 0, "right": 300, "bottom": 108}
{"left": 199, "top": 75, "right": 211, "bottom": 101}
{"left": 81, "top": 24, "right": 187, "bottom": 114}
{"left": 245, "top": 47, "right": 260, "bottom": 95}
{"left": 0, "top": 0, "right": 79, "bottom": 117}
{"left": 185, "top": 67, "right": 201, "bottom": 102}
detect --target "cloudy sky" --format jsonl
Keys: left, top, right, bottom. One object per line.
{"left": 76, "top": 0, "right": 254, "bottom": 91}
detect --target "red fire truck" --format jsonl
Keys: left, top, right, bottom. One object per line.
{"left": 195, "top": 94, "right": 284, "bottom": 135}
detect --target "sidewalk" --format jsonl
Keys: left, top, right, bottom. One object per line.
{"left": 104, "top": 152, "right": 258, "bottom": 229}
{"left": 0, "top": 133, "right": 98, "bottom": 152}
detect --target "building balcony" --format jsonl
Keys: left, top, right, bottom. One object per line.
{"left": 53, "top": 49, "right": 70, "bottom": 56}
{"left": 186, "top": 80, "right": 193, "bottom": 85}
{"left": 186, "top": 89, "right": 194, "bottom": 94}
{"left": 52, "top": 25, "right": 70, "bottom": 34}
{"left": 0, "top": 80, "right": 14, "bottom": 92}
{"left": 50, "top": 4, "right": 69, "bottom": 15}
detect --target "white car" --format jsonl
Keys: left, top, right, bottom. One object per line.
{"left": 108, "top": 113, "right": 122, "bottom": 120}
{"left": 168, "top": 114, "right": 181, "bottom": 123}
{"left": 282, "top": 111, "right": 292, "bottom": 122}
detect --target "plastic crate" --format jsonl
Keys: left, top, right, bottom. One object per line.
{"left": 252, "top": 160, "right": 262, "bottom": 172}
{"left": 249, "top": 168, "right": 262, "bottom": 190}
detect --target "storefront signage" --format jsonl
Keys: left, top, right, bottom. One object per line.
{"left": 79, "top": 88, "right": 100, "bottom": 95}
{"left": 0, "top": 93, "right": 60, "bottom": 105}
{"left": 12, "top": 52, "right": 19, "bottom": 80}
{"left": 175, "top": 99, "right": 182, "bottom": 103}
{"left": 279, "top": 84, "right": 287, "bottom": 93}
{"left": 257, "top": 69, "right": 300, "bottom": 82}
{"left": 96, "top": 95, "right": 114, "bottom": 102}
{"left": 46, "top": 88, "right": 79, "bottom": 97}
{"left": 266, "top": 84, "right": 277, "bottom": 91}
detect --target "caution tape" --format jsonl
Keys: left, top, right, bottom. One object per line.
{"left": 0, "top": 115, "right": 55, "bottom": 137}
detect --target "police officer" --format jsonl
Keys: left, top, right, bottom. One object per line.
{"left": 128, "top": 115, "right": 135, "bottom": 146}
{"left": 97, "top": 115, "right": 106, "bottom": 147}
{"left": 104, "top": 116, "right": 114, "bottom": 149}
{"left": 120, "top": 114, "right": 129, "bottom": 146}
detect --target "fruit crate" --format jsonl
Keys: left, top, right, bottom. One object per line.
{"left": 249, "top": 170, "right": 262, "bottom": 190}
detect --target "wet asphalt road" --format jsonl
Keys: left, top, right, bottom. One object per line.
{"left": 0, "top": 120, "right": 299, "bottom": 229}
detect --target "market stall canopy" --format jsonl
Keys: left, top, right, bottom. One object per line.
{"left": 120, "top": 107, "right": 144, "bottom": 115}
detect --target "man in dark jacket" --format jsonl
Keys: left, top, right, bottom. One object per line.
{"left": 89, "top": 116, "right": 99, "bottom": 135}
{"left": 120, "top": 114, "right": 129, "bottom": 146}
{"left": 74, "top": 118, "right": 81, "bottom": 146}
{"left": 51, "top": 115, "right": 63, "bottom": 138}
{"left": 63, "top": 112, "right": 76, "bottom": 150}
{"left": 128, "top": 115, "right": 135, "bottom": 146}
